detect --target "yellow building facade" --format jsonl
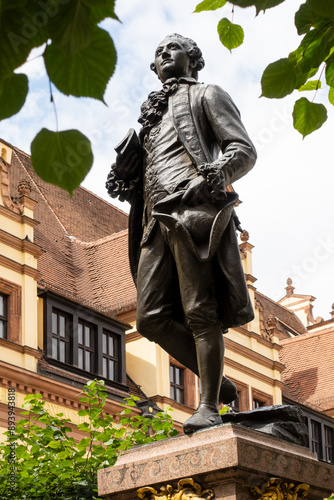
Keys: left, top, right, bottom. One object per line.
{"left": 0, "top": 140, "right": 141, "bottom": 441}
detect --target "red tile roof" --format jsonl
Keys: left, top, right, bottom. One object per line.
{"left": 279, "top": 327, "right": 334, "bottom": 414}
{"left": 11, "top": 144, "right": 128, "bottom": 240}
{"left": 6, "top": 142, "right": 136, "bottom": 317}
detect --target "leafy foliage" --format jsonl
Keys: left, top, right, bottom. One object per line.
{"left": 293, "top": 97, "right": 327, "bottom": 137}
{"left": 0, "top": 0, "right": 118, "bottom": 195}
{"left": 261, "top": 58, "right": 298, "bottom": 98}
{"left": 44, "top": 27, "right": 116, "bottom": 101}
{"left": 194, "top": 0, "right": 227, "bottom": 13}
{"left": 298, "top": 80, "right": 321, "bottom": 92}
{"left": 228, "top": 0, "right": 285, "bottom": 15}
{"left": 31, "top": 129, "right": 93, "bottom": 197}
{"left": 0, "top": 73, "right": 28, "bottom": 120}
{"left": 329, "top": 86, "right": 334, "bottom": 105}
{"left": 195, "top": 0, "right": 334, "bottom": 136}
{"left": 217, "top": 18, "right": 244, "bottom": 51}
{"left": 0, "top": 380, "right": 177, "bottom": 500}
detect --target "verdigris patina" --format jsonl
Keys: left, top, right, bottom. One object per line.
{"left": 106, "top": 34, "right": 256, "bottom": 433}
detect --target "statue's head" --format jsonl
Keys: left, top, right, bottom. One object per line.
{"left": 150, "top": 33, "right": 205, "bottom": 82}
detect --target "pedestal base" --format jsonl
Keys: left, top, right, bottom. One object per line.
{"left": 98, "top": 423, "right": 334, "bottom": 500}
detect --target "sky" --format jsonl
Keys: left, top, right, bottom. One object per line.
{"left": 1, "top": 0, "right": 334, "bottom": 320}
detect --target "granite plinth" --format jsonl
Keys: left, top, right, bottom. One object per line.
{"left": 98, "top": 423, "right": 334, "bottom": 500}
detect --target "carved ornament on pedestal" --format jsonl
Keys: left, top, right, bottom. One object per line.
{"left": 137, "top": 478, "right": 214, "bottom": 500}
{"left": 251, "top": 477, "right": 309, "bottom": 500}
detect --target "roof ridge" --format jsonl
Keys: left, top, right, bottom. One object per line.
{"left": 13, "top": 149, "right": 68, "bottom": 234}
{"left": 280, "top": 327, "right": 334, "bottom": 345}
{"left": 12, "top": 143, "right": 31, "bottom": 158}
{"left": 67, "top": 229, "right": 128, "bottom": 247}
{"left": 126, "top": 372, "right": 150, "bottom": 400}
{"left": 255, "top": 289, "right": 289, "bottom": 310}
{"left": 278, "top": 294, "right": 316, "bottom": 302}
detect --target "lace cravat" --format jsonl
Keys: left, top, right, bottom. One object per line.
{"left": 138, "top": 78, "right": 179, "bottom": 134}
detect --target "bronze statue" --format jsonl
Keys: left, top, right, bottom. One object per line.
{"left": 106, "top": 34, "right": 256, "bottom": 433}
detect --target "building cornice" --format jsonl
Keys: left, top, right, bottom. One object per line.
{"left": 126, "top": 327, "right": 283, "bottom": 354}
{"left": 225, "top": 337, "right": 285, "bottom": 373}
{"left": 0, "top": 361, "right": 138, "bottom": 417}
{"left": 0, "top": 205, "right": 39, "bottom": 227}
{"left": 229, "top": 326, "right": 283, "bottom": 350}
{"left": 245, "top": 274, "right": 257, "bottom": 284}
{"left": 0, "top": 338, "right": 41, "bottom": 357}
{"left": 0, "top": 254, "right": 41, "bottom": 280}
{"left": 126, "top": 331, "right": 142, "bottom": 343}
{"left": 0, "top": 228, "right": 44, "bottom": 258}
{"left": 224, "top": 357, "right": 284, "bottom": 389}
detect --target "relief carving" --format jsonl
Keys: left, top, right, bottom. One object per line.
{"left": 137, "top": 478, "right": 214, "bottom": 500}
{"left": 250, "top": 477, "right": 309, "bottom": 500}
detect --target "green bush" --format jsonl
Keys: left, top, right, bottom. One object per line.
{"left": 0, "top": 379, "right": 178, "bottom": 499}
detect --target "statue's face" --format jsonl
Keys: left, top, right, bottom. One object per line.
{"left": 154, "top": 36, "right": 193, "bottom": 82}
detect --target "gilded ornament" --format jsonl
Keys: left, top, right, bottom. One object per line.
{"left": 250, "top": 477, "right": 310, "bottom": 500}
{"left": 137, "top": 477, "right": 214, "bottom": 499}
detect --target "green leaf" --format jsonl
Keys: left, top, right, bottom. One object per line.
{"left": 293, "top": 97, "right": 327, "bottom": 137}
{"left": 194, "top": 0, "right": 226, "bottom": 12}
{"left": 0, "top": 4, "right": 46, "bottom": 82}
{"left": 325, "top": 53, "right": 334, "bottom": 86}
{"left": 77, "top": 422, "right": 90, "bottom": 431}
{"left": 78, "top": 396, "right": 90, "bottom": 403}
{"left": 44, "top": 27, "right": 116, "bottom": 101}
{"left": 295, "top": 2, "right": 322, "bottom": 35}
{"left": 296, "top": 28, "right": 334, "bottom": 74}
{"left": 48, "top": 1, "right": 94, "bottom": 57}
{"left": 298, "top": 79, "right": 321, "bottom": 91}
{"left": 78, "top": 437, "right": 91, "bottom": 449}
{"left": 30, "top": 444, "right": 40, "bottom": 454}
{"left": 0, "top": 73, "right": 28, "bottom": 120}
{"left": 329, "top": 87, "right": 334, "bottom": 104}
{"left": 81, "top": 0, "right": 119, "bottom": 22}
{"left": 47, "top": 440, "right": 61, "bottom": 449}
{"left": 78, "top": 409, "right": 90, "bottom": 416}
{"left": 24, "top": 393, "right": 42, "bottom": 401}
{"left": 217, "top": 18, "right": 244, "bottom": 51}
{"left": 287, "top": 50, "right": 319, "bottom": 89}
{"left": 228, "top": 0, "right": 285, "bottom": 15}
{"left": 308, "top": 0, "right": 334, "bottom": 20}
{"left": 30, "top": 129, "right": 93, "bottom": 196}
{"left": 261, "top": 58, "right": 297, "bottom": 98}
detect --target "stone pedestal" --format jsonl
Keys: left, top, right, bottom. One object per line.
{"left": 98, "top": 423, "right": 334, "bottom": 500}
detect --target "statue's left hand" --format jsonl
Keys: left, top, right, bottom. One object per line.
{"left": 181, "top": 176, "right": 213, "bottom": 206}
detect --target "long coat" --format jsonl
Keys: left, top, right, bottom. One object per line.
{"left": 113, "top": 80, "right": 257, "bottom": 329}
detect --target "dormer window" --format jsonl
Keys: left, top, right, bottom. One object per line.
{"left": 42, "top": 292, "right": 126, "bottom": 388}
